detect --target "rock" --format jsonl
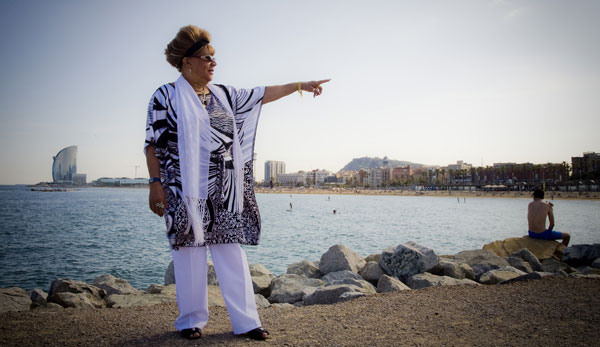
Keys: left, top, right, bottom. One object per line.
{"left": 326, "top": 278, "right": 376, "bottom": 293}
{"left": 319, "top": 244, "right": 365, "bottom": 275}
{"left": 29, "top": 288, "right": 48, "bottom": 308}
{"left": 252, "top": 275, "right": 274, "bottom": 297}
{"left": 483, "top": 236, "right": 565, "bottom": 260}
{"left": 405, "top": 273, "right": 479, "bottom": 290}
{"left": 365, "top": 253, "right": 381, "bottom": 263}
{"left": 479, "top": 266, "right": 527, "bottom": 285}
{"left": 541, "top": 258, "right": 575, "bottom": 274}
{"left": 93, "top": 274, "right": 140, "bottom": 296}
{"left": 105, "top": 293, "right": 176, "bottom": 308}
{"left": 563, "top": 244, "right": 600, "bottom": 266}
{"left": 377, "top": 275, "right": 411, "bottom": 293}
{"left": 51, "top": 292, "right": 105, "bottom": 309}
{"left": 302, "top": 284, "right": 369, "bottom": 305}
{"left": 569, "top": 273, "right": 600, "bottom": 279}
{"left": 574, "top": 266, "right": 600, "bottom": 276}
{"left": 322, "top": 270, "right": 364, "bottom": 284}
{"left": 0, "top": 287, "right": 32, "bottom": 313}
{"left": 145, "top": 284, "right": 164, "bottom": 294}
{"left": 44, "top": 302, "right": 64, "bottom": 310}
{"left": 499, "top": 271, "right": 558, "bottom": 284}
{"left": 505, "top": 256, "right": 533, "bottom": 273}
{"left": 592, "top": 258, "right": 600, "bottom": 269}
{"left": 250, "top": 263, "right": 274, "bottom": 297}
{"left": 165, "top": 260, "right": 175, "bottom": 285}
{"left": 144, "top": 284, "right": 176, "bottom": 295}
{"left": 379, "top": 242, "right": 439, "bottom": 282}
{"left": 268, "top": 274, "right": 323, "bottom": 304}
{"left": 254, "top": 294, "right": 270, "bottom": 309}
{"left": 250, "top": 263, "right": 273, "bottom": 277}
{"left": 451, "top": 249, "right": 510, "bottom": 280}
{"left": 428, "top": 258, "right": 475, "bottom": 280}
{"left": 287, "top": 260, "right": 322, "bottom": 278}
{"left": 359, "top": 261, "right": 385, "bottom": 284}
{"left": 339, "top": 292, "right": 367, "bottom": 302}
{"left": 48, "top": 279, "right": 106, "bottom": 309}
{"left": 512, "top": 248, "right": 543, "bottom": 272}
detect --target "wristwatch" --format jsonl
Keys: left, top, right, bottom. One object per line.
{"left": 149, "top": 177, "right": 161, "bottom": 184}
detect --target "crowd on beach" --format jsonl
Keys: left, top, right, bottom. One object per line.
{"left": 255, "top": 186, "right": 600, "bottom": 200}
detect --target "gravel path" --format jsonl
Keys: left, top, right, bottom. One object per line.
{"left": 1, "top": 277, "right": 598, "bottom": 346}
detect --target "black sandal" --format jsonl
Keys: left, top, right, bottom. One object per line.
{"left": 181, "top": 327, "right": 202, "bottom": 339}
{"left": 245, "top": 327, "right": 270, "bottom": 340}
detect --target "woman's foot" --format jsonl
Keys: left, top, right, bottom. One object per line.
{"left": 244, "top": 327, "right": 270, "bottom": 340}
{"left": 181, "top": 327, "right": 202, "bottom": 339}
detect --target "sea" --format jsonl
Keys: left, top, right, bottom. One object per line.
{"left": 0, "top": 185, "right": 598, "bottom": 291}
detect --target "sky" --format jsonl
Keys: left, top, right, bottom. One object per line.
{"left": 0, "top": 0, "right": 599, "bottom": 185}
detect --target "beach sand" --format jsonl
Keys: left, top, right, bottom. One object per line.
{"left": 255, "top": 187, "right": 600, "bottom": 200}
{"left": 1, "top": 277, "right": 598, "bottom": 346}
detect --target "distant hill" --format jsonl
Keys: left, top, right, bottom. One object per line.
{"left": 340, "top": 157, "right": 423, "bottom": 172}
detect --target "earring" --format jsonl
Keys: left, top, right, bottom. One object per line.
{"left": 188, "top": 69, "right": 192, "bottom": 74}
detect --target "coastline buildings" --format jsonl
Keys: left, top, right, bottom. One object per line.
{"left": 366, "top": 167, "right": 390, "bottom": 187}
{"left": 391, "top": 166, "right": 412, "bottom": 183}
{"left": 572, "top": 152, "right": 600, "bottom": 180}
{"left": 263, "top": 152, "right": 599, "bottom": 190}
{"left": 93, "top": 177, "right": 148, "bottom": 186}
{"left": 52, "top": 145, "right": 87, "bottom": 185}
{"left": 264, "top": 161, "right": 286, "bottom": 183}
{"left": 277, "top": 171, "right": 307, "bottom": 186}
{"left": 277, "top": 169, "right": 332, "bottom": 186}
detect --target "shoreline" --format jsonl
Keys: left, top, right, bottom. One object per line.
{"left": 17, "top": 185, "right": 600, "bottom": 200}
{"left": 2, "top": 239, "right": 599, "bottom": 346}
{"left": 255, "top": 187, "right": 600, "bottom": 200}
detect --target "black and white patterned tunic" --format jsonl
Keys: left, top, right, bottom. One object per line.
{"left": 145, "top": 83, "right": 264, "bottom": 250}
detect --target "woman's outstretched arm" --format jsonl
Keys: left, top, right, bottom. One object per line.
{"left": 263, "top": 79, "right": 330, "bottom": 104}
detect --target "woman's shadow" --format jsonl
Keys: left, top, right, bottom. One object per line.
{"left": 122, "top": 331, "right": 243, "bottom": 346}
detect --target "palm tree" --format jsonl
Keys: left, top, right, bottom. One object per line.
{"left": 561, "top": 161, "right": 571, "bottom": 182}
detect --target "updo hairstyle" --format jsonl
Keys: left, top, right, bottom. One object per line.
{"left": 164, "top": 25, "right": 215, "bottom": 71}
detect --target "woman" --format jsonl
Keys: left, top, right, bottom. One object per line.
{"left": 144, "top": 25, "right": 329, "bottom": 340}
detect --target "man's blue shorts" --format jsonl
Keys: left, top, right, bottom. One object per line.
{"left": 528, "top": 229, "right": 563, "bottom": 240}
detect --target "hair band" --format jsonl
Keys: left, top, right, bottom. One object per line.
{"left": 178, "top": 39, "right": 210, "bottom": 68}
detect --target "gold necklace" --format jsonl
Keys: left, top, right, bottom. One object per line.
{"left": 197, "top": 86, "right": 208, "bottom": 106}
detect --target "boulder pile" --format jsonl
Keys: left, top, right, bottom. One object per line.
{"left": 2, "top": 239, "right": 599, "bottom": 313}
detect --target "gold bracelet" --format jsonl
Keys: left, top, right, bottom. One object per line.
{"left": 296, "top": 82, "right": 303, "bottom": 97}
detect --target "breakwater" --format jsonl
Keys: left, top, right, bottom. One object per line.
{"left": 2, "top": 238, "right": 599, "bottom": 313}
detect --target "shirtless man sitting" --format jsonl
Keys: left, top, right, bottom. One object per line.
{"left": 527, "top": 189, "right": 570, "bottom": 246}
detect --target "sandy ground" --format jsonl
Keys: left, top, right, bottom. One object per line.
{"left": 255, "top": 187, "right": 600, "bottom": 200}
{"left": 1, "top": 277, "right": 598, "bottom": 346}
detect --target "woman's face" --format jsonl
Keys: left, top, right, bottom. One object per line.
{"left": 185, "top": 46, "right": 216, "bottom": 85}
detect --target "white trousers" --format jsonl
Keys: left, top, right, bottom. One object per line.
{"left": 170, "top": 243, "right": 261, "bottom": 334}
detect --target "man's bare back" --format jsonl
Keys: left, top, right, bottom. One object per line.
{"left": 528, "top": 199, "right": 554, "bottom": 233}
{"left": 527, "top": 189, "right": 570, "bottom": 245}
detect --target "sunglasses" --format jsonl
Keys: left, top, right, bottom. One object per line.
{"left": 191, "top": 55, "right": 216, "bottom": 63}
